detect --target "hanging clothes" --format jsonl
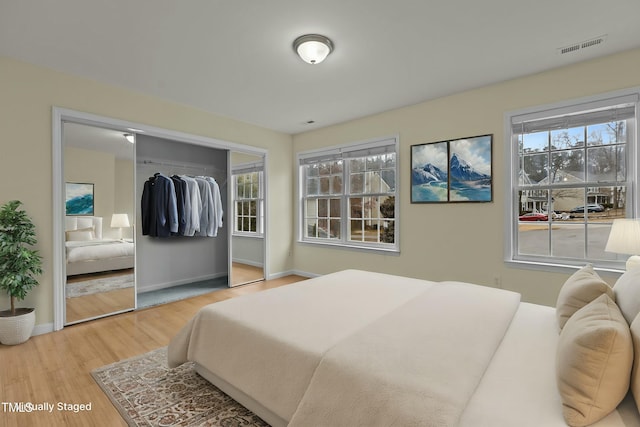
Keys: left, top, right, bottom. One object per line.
{"left": 142, "top": 170, "right": 223, "bottom": 238}
{"left": 141, "top": 173, "right": 179, "bottom": 237}
{"left": 180, "top": 175, "right": 202, "bottom": 236}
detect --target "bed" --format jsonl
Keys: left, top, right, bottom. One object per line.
{"left": 65, "top": 216, "right": 134, "bottom": 276}
{"left": 168, "top": 268, "right": 640, "bottom": 427}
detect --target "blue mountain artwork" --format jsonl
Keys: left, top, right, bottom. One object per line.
{"left": 412, "top": 152, "right": 491, "bottom": 201}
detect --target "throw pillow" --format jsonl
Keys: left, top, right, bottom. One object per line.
{"left": 613, "top": 267, "right": 640, "bottom": 325}
{"left": 556, "top": 294, "right": 633, "bottom": 427}
{"left": 556, "top": 264, "right": 614, "bottom": 331}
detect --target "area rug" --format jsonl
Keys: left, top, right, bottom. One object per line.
{"left": 91, "top": 347, "right": 267, "bottom": 426}
{"left": 67, "top": 273, "right": 134, "bottom": 298}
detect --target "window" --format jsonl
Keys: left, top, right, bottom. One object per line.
{"left": 507, "top": 90, "right": 639, "bottom": 269}
{"left": 298, "top": 137, "right": 398, "bottom": 252}
{"left": 232, "top": 164, "right": 263, "bottom": 235}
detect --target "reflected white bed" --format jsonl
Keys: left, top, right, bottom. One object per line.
{"left": 168, "top": 269, "right": 640, "bottom": 427}
{"left": 65, "top": 216, "right": 134, "bottom": 276}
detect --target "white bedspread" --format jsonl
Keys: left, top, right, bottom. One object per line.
{"left": 66, "top": 240, "right": 134, "bottom": 263}
{"left": 168, "top": 269, "right": 640, "bottom": 426}
{"left": 289, "top": 281, "right": 519, "bottom": 426}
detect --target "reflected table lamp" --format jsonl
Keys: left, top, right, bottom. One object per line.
{"left": 605, "top": 218, "right": 640, "bottom": 270}
{"left": 110, "top": 213, "right": 130, "bottom": 241}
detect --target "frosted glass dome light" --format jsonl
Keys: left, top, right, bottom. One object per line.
{"left": 293, "top": 34, "right": 334, "bottom": 65}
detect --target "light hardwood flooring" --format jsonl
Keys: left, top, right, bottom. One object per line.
{"left": 0, "top": 274, "right": 306, "bottom": 427}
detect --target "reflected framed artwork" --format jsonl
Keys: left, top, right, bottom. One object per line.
{"left": 65, "top": 182, "right": 95, "bottom": 215}
{"left": 411, "top": 134, "right": 492, "bottom": 203}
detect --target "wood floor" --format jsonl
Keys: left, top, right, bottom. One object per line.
{"left": 0, "top": 274, "right": 307, "bottom": 427}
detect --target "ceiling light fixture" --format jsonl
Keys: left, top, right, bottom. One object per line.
{"left": 123, "top": 133, "right": 135, "bottom": 143}
{"left": 293, "top": 34, "right": 333, "bottom": 65}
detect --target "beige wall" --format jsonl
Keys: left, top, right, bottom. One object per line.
{"left": 0, "top": 56, "right": 293, "bottom": 328}
{"left": 292, "top": 48, "right": 640, "bottom": 306}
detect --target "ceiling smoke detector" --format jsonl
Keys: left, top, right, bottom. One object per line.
{"left": 558, "top": 35, "right": 607, "bottom": 55}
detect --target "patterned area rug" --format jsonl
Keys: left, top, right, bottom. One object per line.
{"left": 91, "top": 347, "right": 267, "bottom": 426}
{"left": 66, "top": 273, "right": 134, "bottom": 298}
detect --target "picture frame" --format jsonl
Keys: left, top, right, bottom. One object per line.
{"left": 411, "top": 134, "right": 492, "bottom": 203}
{"left": 65, "top": 182, "right": 95, "bottom": 215}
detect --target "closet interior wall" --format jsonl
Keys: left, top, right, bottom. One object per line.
{"left": 135, "top": 134, "right": 229, "bottom": 294}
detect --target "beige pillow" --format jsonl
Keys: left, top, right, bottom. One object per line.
{"left": 556, "top": 294, "right": 633, "bottom": 427}
{"left": 65, "top": 227, "right": 95, "bottom": 241}
{"left": 613, "top": 267, "right": 640, "bottom": 325}
{"left": 629, "top": 313, "right": 640, "bottom": 414}
{"left": 556, "top": 264, "right": 614, "bottom": 331}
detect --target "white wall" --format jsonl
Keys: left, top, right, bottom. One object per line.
{"left": 292, "top": 48, "right": 640, "bottom": 307}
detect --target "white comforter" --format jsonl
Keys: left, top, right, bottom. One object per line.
{"left": 66, "top": 239, "right": 134, "bottom": 263}
{"left": 167, "top": 269, "right": 640, "bottom": 426}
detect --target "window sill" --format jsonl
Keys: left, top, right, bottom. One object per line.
{"left": 298, "top": 239, "right": 400, "bottom": 255}
{"left": 506, "top": 259, "right": 624, "bottom": 276}
{"left": 232, "top": 232, "right": 264, "bottom": 239}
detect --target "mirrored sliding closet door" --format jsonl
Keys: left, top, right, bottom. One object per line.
{"left": 63, "top": 122, "right": 136, "bottom": 325}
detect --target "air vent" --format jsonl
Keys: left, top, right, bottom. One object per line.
{"left": 558, "top": 35, "right": 607, "bottom": 55}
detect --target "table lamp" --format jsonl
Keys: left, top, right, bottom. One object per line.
{"left": 110, "top": 213, "right": 130, "bottom": 240}
{"left": 605, "top": 218, "right": 640, "bottom": 270}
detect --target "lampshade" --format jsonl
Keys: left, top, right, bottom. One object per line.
{"left": 605, "top": 218, "right": 640, "bottom": 269}
{"left": 293, "top": 34, "right": 333, "bottom": 64}
{"left": 110, "top": 213, "right": 130, "bottom": 228}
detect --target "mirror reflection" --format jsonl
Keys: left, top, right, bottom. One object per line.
{"left": 63, "top": 122, "right": 135, "bottom": 324}
{"left": 230, "top": 152, "right": 265, "bottom": 286}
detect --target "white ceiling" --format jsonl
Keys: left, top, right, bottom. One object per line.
{"left": 2, "top": 0, "right": 640, "bottom": 135}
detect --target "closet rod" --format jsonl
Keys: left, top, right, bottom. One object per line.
{"left": 137, "top": 158, "right": 227, "bottom": 187}
{"left": 137, "top": 158, "right": 215, "bottom": 172}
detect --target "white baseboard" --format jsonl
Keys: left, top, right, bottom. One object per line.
{"left": 267, "top": 269, "right": 318, "bottom": 280}
{"left": 137, "top": 272, "right": 227, "bottom": 294}
{"left": 32, "top": 322, "right": 54, "bottom": 337}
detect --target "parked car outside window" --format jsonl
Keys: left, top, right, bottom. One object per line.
{"left": 518, "top": 213, "right": 548, "bottom": 221}
{"left": 569, "top": 204, "right": 605, "bottom": 213}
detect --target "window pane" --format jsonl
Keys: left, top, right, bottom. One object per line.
{"left": 367, "top": 155, "right": 382, "bottom": 170}
{"left": 518, "top": 222, "right": 550, "bottom": 256}
{"left": 587, "top": 146, "right": 624, "bottom": 182}
{"left": 330, "top": 198, "right": 341, "bottom": 217}
{"left": 307, "top": 164, "right": 319, "bottom": 177}
{"left": 250, "top": 218, "right": 256, "bottom": 232}
{"left": 551, "top": 222, "right": 585, "bottom": 259}
{"left": 318, "top": 198, "right": 328, "bottom": 217}
{"left": 249, "top": 200, "right": 257, "bottom": 216}
{"left": 379, "top": 196, "right": 395, "bottom": 219}
{"left": 318, "top": 219, "right": 330, "bottom": 238}
{"left": 551, "top": 127, "right": 584, "bottom": 149}
{"left": 242, "top": 201, "right": 250, "bottom": 215}
{"left": 364, "top": 220, "right": 379, "bottom": 242}
{"left": 319, "top": 177, "right": 330, "bottom": 195}
{"left": 350, "top": 173, "right": 364, "bottom": 193}
{"left": 350, "top": 197, "right": 363, "bottom": 218}
{"left": 306, "top": 177, "right": 319, "bottom": 195}
{"left": 550, "top": 149, "right": 584, "bottom": 183}
{"left": 380, "top": 169, "right": 395, "bottom": 192}
{"left": 306, "top": 199, "right": 317, "bottom": 216}
{"left": 350, "top": 219, "right": 363, "bottom": 241}
{"left": 350, "top": 158, "right": 365, "bottom": 172}
{"left": 306, "top": 219, "right": 318, "bottom": 238}
{"left": 521, "top": 153, "right": 548, "bottom": 183}
{"left": 330, "top": 219, "right": 341, "bottom": 239}
{"left": 521, "top": 131, "right": 548, "bottom": 152}
{"left": 380, "top": 219, "right": 395, "bottom": 244}
{"left": 331, "top": 175, "right": 342, "bottom": 194}
{"left": 366, "top": 171, "right": 381, "bottom": 193}
{"left": 588, "top": 122, "right": 626, "bottom": 145}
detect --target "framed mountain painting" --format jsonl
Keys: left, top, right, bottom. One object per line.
{"left": 411, "top": 134, "right": 492, "bottom": 203}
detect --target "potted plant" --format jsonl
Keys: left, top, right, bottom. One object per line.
{"left": 0, "top": 200, "right": 42, "bottom": 345}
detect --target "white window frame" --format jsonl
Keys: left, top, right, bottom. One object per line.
{"left": 504, "top": 88, "right": 640, "bottom": 272}
{"left": 232, "top": 162, "right": 264, "bottom": 237}
{"left": 297, "top": 136, "right": 400, "bottom": 253}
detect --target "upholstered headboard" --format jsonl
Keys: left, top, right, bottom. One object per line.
{"left": 65, "top": 216, "right": 103, "bottom": 240}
